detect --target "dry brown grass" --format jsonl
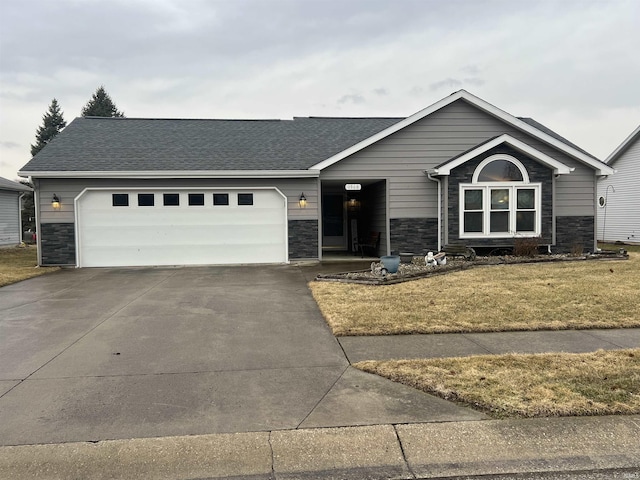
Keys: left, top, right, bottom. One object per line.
{"left": 0, "top": 245, "right": 59, "bottom": 287}
{"left": 356, "top": 349, "right": 640, "bottom": 418}
{"left": 599, "top": 242, "right": 640, "bottom": 253}
{"left": 309, "top": 254, "right": 640, "bottom": 336}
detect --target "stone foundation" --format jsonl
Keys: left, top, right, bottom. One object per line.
{"left": 555, "top": 216, "right": 595, "bottom": 253}
{"left": 390, "top": 218, "right": 438, "bottom": 254}
{"left": 288, "top": 219, "right": 318, "bottom": 259}
{"left": 40, "top": 223, "right": 76, "bottom": 265}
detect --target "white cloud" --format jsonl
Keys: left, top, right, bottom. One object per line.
{"left": 1, "top": 0, "right": 639, "bottom": 176}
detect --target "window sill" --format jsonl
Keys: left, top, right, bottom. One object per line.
{"left": 460, "top": 233, "right": 541, "bottom": 239}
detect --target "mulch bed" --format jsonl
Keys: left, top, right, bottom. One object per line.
{"left": 315, "top": 250, "right": 629, "bottom": 285}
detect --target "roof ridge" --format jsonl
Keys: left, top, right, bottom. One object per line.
{"left": 80, "top": 116, "right": 286, "bottom": 122}
{"left": 302, "top": 116, "right": 404, "bottom": 120}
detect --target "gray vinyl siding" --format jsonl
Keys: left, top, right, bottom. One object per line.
{"left": 597, "top": 136, "right": 640, "bottom": 243}
{"left": 0, "top": 191, "right": 21, "bottom": 245}
{"left": 36, "top": 177, "right": 319, "bottom": 224}
{"left": 321, "top": 99, "right": 597, "bottom": 218}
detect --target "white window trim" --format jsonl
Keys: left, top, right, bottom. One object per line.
{"left": 471, "top": 154, "right": 530, "bottom": 183}
{"left": 460, "top": 183, "right": 542, "bottom": 238}
{"left": 460, "top": 155, "right": 543, "bottom": 239}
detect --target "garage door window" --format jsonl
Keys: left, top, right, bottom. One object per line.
{"left": 112, "top": 194, "right": 129, "bottom": 206}
{"left": 213, "top": 193, "right": 229, "bottom": 206}
{"left": 138, "top": 194, "right": 154, "bottom": 206}
{"left": 238, "top": 193, "right": 253, "bottom": 206}
{"left": 188, "top": 193, "right": 205, "bottom": 206}
{"left": 163, "top": 193, "right": 180, "bottom": 206}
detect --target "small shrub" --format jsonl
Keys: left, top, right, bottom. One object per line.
{"left": 570, "top": 242, "right": 584, "bottom": 257}
{"left": 513, "top": 236, "right": 541, "bottom": 257}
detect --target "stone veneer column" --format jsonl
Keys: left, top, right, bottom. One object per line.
{"left": 555, "top": 216, "right": 595, "bottom": 253}
{"left": 40, "top": 223, "right": 76, "bottom": 265}
{"left": 288, "top": 219, "right": 319, "bottom": 260}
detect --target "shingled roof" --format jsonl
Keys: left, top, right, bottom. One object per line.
{"left": 517, "top": 117, "right": 598, "bottom": 160}
{"left": 19, "top": 116, "right": 402, "bottom": 173}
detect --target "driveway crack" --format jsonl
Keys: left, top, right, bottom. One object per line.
{"left": 294, "top": 364, "right": 349, "bottom": 429}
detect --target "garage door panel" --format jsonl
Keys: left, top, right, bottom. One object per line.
{"left": 80, "top": 243, "right": 285, "bottom": 267}
{"left": 84, "top": 210, "right": 284, "bottom": 227}
{"left": 82, "top": 225, "right": 285, "bottom": 248}
{"left": 77, "top": 189, "right": 287, "bottom": 267}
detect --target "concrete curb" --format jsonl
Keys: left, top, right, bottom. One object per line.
{"left": 1, "top": 416, "right": 638, "bottom": 479}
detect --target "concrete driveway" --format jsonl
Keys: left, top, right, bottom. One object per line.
{"left": 0, "top": 265, "right": 483, "bottom": 446}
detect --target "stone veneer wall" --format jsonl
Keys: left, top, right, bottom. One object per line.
{"left": 40, "top": 223, "right": 76, "bottom": 265}
{"left": 555, "top": 216, "right": 595, "bottom": 253}
{"left": 288, "top": 219, "right": 318, "bottom": 259}
{"left": 390, "top": 218, "right": 438, "bottom": 254}
{"left": 447, "top": 145, "right": 554, "bottom": 248}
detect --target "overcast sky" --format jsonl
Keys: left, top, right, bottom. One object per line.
{"left": 1, "top": 0, "right": 639, "bottom": 180}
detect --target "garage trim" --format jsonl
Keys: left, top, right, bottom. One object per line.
{"left": 74, "top": 186, "right": 289, "bottom": 268}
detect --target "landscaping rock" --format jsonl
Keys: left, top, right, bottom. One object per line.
{"left": 315, "top": 251, "right": 629, "bottom": 285}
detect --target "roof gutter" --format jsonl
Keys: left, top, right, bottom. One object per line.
{"left": 17, "top": 169, "right": 320, "bottom": 179}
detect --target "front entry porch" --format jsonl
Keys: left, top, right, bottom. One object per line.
{"left": 320, "top": 180, "right": 388, "bottom": 258}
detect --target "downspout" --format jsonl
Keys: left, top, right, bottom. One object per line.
{"left": 426, "top": 172, "right": 442, "bottom": 252}
{"left": 317, "top": 176, "right": 323, "bottom": 261}
{"left": 18, "top": 193, "right": 26, "bottom": 244}
{"left": 33, "top": 178, "right": 42, "bottom": 266}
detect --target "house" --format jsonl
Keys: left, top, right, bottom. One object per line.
{"left": 597, "top": 125, "right": 640, "bottom": 244}
{"left": 0, "top": 177, "right": 32, "bottom": 246}
{"left": 18, "top": 90, "right": 614, "bottom": 267}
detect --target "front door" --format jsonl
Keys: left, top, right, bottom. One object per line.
{"left": 322, "top": 194, "right": 346, "bottom": 249}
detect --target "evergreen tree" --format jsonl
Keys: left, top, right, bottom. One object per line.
{"left": 30, "top": 98, "right": 67, "bottom": 157}
{"left": 19, "top": 180, "right": 35, "bottom": 234}
{"left": 81, "top": 86, "right": 125, "bottom": 117}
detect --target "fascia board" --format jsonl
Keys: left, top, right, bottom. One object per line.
{"left": 456, "top": 92, "right": 614, "bottom": 175}
{"left": 311, "top": 89, "right": 614, "bottom": 175}
{"left": 0, "top": 184, "right": 32, "bottom": 193}
{"left": 432, "top": 134, "right": 574, "bottom": 175}
{"left": 17, "top": 169, "right": 320, "bottom": 179}
{"left": 605, "top": 125, "right": 640, "bottom": 165}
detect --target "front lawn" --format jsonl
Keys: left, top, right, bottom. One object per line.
{"left": 309, "top": 253, "right": 640, "bottom": 336}
{"left": 356, "top": 349, "right": 640, "bottom": 418}
{"left": 0, "top": 245, "right": 59, "bottom": 287}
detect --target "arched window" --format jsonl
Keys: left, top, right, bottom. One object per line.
{"left": 460, "top": 155, "right": 541, "bottom": 238}
{"left": 477, "top": 160, "right": 523, "bottom": 182}
{"left": 472, "top": 155, "right": 529, "bottom": 183}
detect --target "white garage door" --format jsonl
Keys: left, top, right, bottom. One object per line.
{"left": 76, "top": 188, "right": 288, "bottom": 267}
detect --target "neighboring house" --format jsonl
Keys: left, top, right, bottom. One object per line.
{"left": 597, "top": 125, "right": 640, "bottom": 244}
{"left": 0, "top": 177, "right": 32, "bottom": 246}
{"left": 18, "top": 90, "right": 614, "bottom": 267}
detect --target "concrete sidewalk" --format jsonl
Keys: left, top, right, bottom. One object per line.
{"left": 2, "top": 416, "right": 638, "bottom": 479}
{"left": 339, "top": 328, "right": 640, "bottom": 363}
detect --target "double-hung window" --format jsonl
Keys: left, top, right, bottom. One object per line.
{"left": 460, "top": 155, "right": 541, "bottom": 238}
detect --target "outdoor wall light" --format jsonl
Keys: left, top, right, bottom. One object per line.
{"left": 298, "top": 192, "right": 307, "bottom": 208}
{"left": 51, "top": 194, "right": 61, "bottom": 210}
